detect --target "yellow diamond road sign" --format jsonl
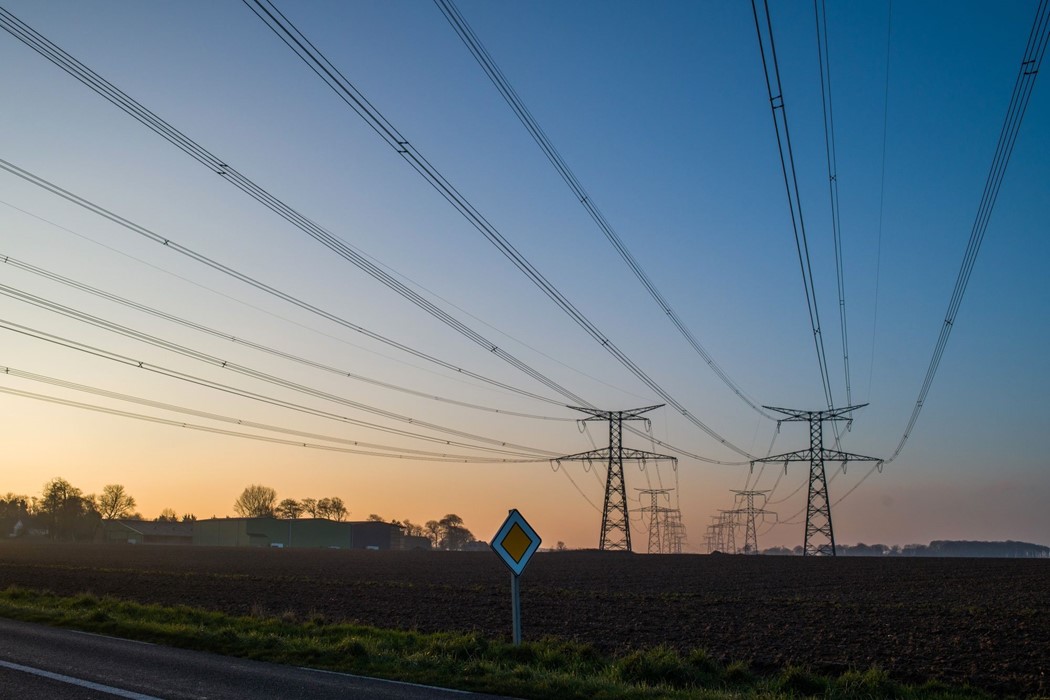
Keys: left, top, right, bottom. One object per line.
{"left": 491, "top": 509, "right": 541, "bottom": 576}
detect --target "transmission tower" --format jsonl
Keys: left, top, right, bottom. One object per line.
{"left": 630, "top": 491, "right": 672, "bottom": 554}
{"left": 718, "top": 510, "right": 738, "bottom": 554}
{"left": 661, "top": 508, "right": 687, "bottom": 554}
{"left": 750, "top": 405, "right": 883, "bottom": 556}
{"left": 555, "top": 406, "right": 677, "bottom": 551}
{"left": 730, "top": 490, "right": 776, "bottom": 554}
{"left": 703, "top": 523, "right": 719, "bottom": 554}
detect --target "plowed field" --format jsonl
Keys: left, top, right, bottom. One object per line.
{"left": 1, "top": 542, "right": 1046, "bottom": 696}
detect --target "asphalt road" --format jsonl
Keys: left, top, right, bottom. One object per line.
{"left": 0, "top": 618, "right": 510, "bottom": 699}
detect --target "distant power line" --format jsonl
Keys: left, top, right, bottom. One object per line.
{"left": 0, "top": 253, "right": 573, "bottom": 423}
{"left": 0, "top": 317, "right": 553, "bottom": 459}
{"left": 0, "top": 366, "right": 541, "bottom": 462}
{"left": 0, "top": 383, "right": 541, "bottom": 463}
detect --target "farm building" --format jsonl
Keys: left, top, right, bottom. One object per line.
{"left": 102, "top": 520, "right": 194, "bottom": 545}
{"left": 193, "top": 518, "right": 402, "bottom": 550}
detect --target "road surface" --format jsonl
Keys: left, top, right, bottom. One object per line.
{"left": 0, "top": 618, "right": 510, "bottom": 699}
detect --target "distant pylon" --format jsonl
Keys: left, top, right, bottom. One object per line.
{"left": 633, "top": 488, "right": 672, "bottom": 553}
{"left": 718, "top": 510, "right": 738, "bottom": 554}
{"left": 661, "top": 508, "right": 686, "bottom": 553}
{"left": 730, "top": 490, "right": 776, "bottom": 554}
{"left": 703, "top": 523, "right": 719, "bottom": 554}
{"left": 750, "top": 405, "right": 883, "bottom": 556}
{"left": 555, "top": 406, "right": 677, "bottom": 552}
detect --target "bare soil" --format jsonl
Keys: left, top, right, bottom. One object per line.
{"left": 0, "top": 541, "right": 1046, "bottom": 696}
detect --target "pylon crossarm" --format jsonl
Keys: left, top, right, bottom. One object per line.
{"left": 566, "top": 404, "right": 665, "bottom": 421}
{"left": 752, "top": 449, "right": 816, "bottom": 464}
{"left": 819, "top": 449, "right": 883, "bottom": 464}
{"left": 556, "top": 448, "right": 610, "bottom": 462}
{"left": 762, "top": 403, "right": 869, "bottom": 421}
{"left": 622, "top": 449, "right": 677, "bottom": 462}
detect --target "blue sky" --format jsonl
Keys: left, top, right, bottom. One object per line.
{"left": 1, "top": 0, "right": 1047, "bottom": 549}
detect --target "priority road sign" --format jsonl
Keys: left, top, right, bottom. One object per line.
{"left": 490, "top": 509, "right": 541, "bottom": 576}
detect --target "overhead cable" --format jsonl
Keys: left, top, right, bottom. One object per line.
{"left": 0, "top": 159, "right": 737, "bottom": 464}
{"left": 813, "top": 0, "right": 853, "bottom": 411}
{"left": 0, "top": 156, "right": 564, "bottom": 409}
{"left": 0, "top": 318, "right": 551, "bottom": 458}
{"left": 434, "top": 0, "right": 773, "bottom": 420}
{"left": 0, "top": 366, "right": 536, "bottom": 462}
{"left": 0, "top": 252, "right": 572, "bottom": 422}
{"left": 751, "top": 0, "right": 835, "bottom": 410}
{"left": 0, "top": 7, "right": 590, "bottom": 410}
{"left": 0, "top": 383, "right": 541, "bottom": 463}
{"left": 240, "top": 0, "right": 754, "bottom": 459}
{"left": 888, "top": 0, "right": 1049, "bottom": 461}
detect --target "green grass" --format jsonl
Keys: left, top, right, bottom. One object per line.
{"left": 0, "top": 585, "right": 990, "bottom": 699}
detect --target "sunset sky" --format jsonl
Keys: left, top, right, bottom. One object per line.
{"left": 1, "top": 0, "right": 1047, "bottom": 551}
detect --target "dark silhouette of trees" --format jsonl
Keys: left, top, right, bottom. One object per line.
{"left": 275, "top": 498, "right": 303, "bottom": 519}
{"left": 96, "top": 484, "right": 136, "bottom": 520}
{"left": 39, "top": 477, "right": 99, "bottom": 540}
{"left": 233, "top": 485, "right": 277, "bottom": 518}
{"left": 155, "top": 508, "right": 179, "bottom": 522}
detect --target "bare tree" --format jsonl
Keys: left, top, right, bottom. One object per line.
{"left": 233, "top": 484, "right": 277, "bottom": 518}
{"left": 316, "top": 497, "right": 332, "bottom": 519}
{"left": 401, "top": 519, "right": 424, "bottom": 537}
{"left": 300, "top": 497, "right": 319, "bottom": 518}
{"left": 366, "top": 513, "right": 385, "bottom": 522}
{"left": 327, "top": 497, "right": 348, "bottom": 521}
{"left": 275, "top": 498, "right": 303, "bottom": 519}
{"left": 97, "top": 484, "right": 136, "bottom": 520}
{"left": 424, "top": 520, "right": 441, "bottom": 547}
{"left": 156, "top": 507, "right": 178, "bottom": 522}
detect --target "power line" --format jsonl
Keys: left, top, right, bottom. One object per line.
{"left": 0, "top": 6, "right": 752, "bottom": 465}
{"left": 0, "top": 383, "right": 540, "bottom": 463}
{"left": 0, "top": 156, "right": 567, "bottom": 410}
{"left": 0, "top": 318, "right": 552, "bottom": 459}
{"left": 434, "top": 0, "right": 774, "bottom": 421}
{"left": 751, "top": 0, "right": 835, "bottom": 410}
{"left": 888, "top": 0, "right": 1049, "bottom": 462}
{"left": 0, "top": 282, "right": 561, "bottom": 456}
{"left": 0, "top": 9, "right": 593, "bottom": 409}
{"left": 0, "top": 159, "right": 741, "bottom": 468}
{"left": 0, "top": 195, "right": 635, "bottom": 405}
{"left": 867, "top": 0, "right": 893, "bottom": 400}
{"left": 0, "top": 252, "right": 572, "bottom": 423}
{"left": 0, "top": 366, "right": 537, "bottom": 462}
{"left": 813, "top": 0, "right": 853, "bottom": 412}
{"left": 240, "top": 0, "right": 755, "bottom": 460}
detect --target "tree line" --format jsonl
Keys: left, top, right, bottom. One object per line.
{"left": 0, "top": 478, "right": 193, "bottom": 541}
{"left": 232, "top": 485, "right": 477, "bottom": 550}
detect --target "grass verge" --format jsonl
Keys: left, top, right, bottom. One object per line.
{"left": 0, "top": 585, "right": 988, "bottom": 699}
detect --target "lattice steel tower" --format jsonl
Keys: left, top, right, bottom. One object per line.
{"left": 556, "top": 405, "right": 676, "bottom": 551}
{"left": 730, "top": 490, "right": 775, "bottom": 554}
{"left": 751, "top": 404, "right": 883, "bottom": 556}
{"left": 633, "top": 488, "right": 672, "bottom": 554}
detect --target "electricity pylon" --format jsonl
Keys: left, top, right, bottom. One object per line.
{"left": 703, "top": 523, "right": 719, "bottom": 554}
{"left": 730, "top": 490, "right": 776, "bottom": 554}
{"left": 718, "top": 510, "right": 738, "bottom": 554}
{"left": 555, "top": 406, "right": 677, "bottom": 551}
{"left": 661, "top": 508, "right": 687, "bottom": 553}
{"left": 750, "top": 404, "right": 883, "bottom": 556}
{"left": 633, "top": 488, "right": 672, "bottom": 553}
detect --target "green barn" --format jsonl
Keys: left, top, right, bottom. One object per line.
{"left": 193, "top": 518, "right": 402, "bottom": 549}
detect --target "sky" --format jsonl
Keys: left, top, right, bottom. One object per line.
{"left": 1, "top": 0, "right": 1047, "bottom": 551}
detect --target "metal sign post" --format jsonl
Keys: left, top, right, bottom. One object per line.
{"left": 490, "top": 509, "right": 541, "bottom": 646}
